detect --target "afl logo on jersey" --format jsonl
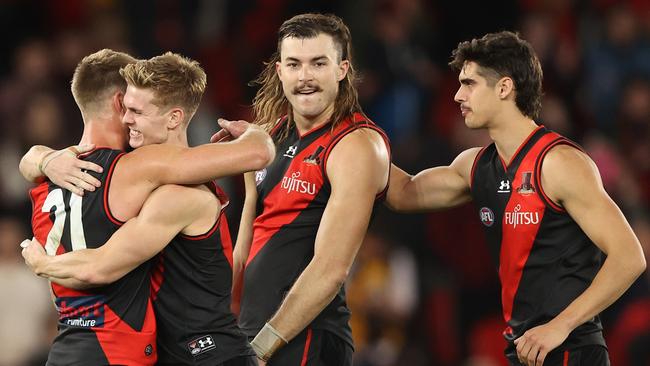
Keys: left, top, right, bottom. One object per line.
{"left": 255, "top": 168, "right": 267, "bottom": 186}
{"left": 479, "top": 207, "right": 495, "bottom": 227}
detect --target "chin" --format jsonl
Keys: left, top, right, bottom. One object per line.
{"left": 464, "top": 118, "right": 486, "bottom": 130}
{"left": 129, "top": 140, "right": 142, "bottom": 149}
{"left": 297, "top": 107, "right": 325, "bottom": 120}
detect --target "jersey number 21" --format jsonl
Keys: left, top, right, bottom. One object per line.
{"left": 42, "top": 188, "right": 87, "bottom": 255}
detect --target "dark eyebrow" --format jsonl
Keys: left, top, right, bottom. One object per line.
{"left": 459, "top": 77, "right": 475, "bottom": 85}
{"left": 283, "top": 56, "right": 329, "bottom": 63}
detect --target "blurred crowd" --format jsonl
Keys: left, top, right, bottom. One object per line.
{"left": 0, "top": 0, "right": 648, "bottom": 365}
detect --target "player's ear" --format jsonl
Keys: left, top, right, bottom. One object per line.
{"left": 337, "top": 60, "right": 349, "bottom": 81}
{"left": 113, "top": 91, "right": 125, "bottom": 113}
{"left": 275, "top": 61, "right": 282, "bottom": 78}
{"left": 498, "top": 77, "right": 514, "bottom": 99}
{"left": 167, "top": 107, "right": 184, "bottom": 129}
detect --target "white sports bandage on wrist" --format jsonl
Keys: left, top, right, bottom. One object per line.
{"left": 250, "top": 322, "right": 288, "bottom": 361}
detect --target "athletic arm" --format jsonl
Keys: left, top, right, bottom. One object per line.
{"left": 127, "top": 120, "right": 275, "bottom": 187}
{"left": 251, "top": 129, "right": 390, "bottom": 360}
{"left": 232, "top": 171, "right": 258, "bottom": 315}
{"left": 514, "top": 145, "right": 646, "bottom": 366}
{"left": 385, "top": 148, "right": 480, "bottom": 212}
{"left": 22, "top": 184, "right": 209, "bottom": 288}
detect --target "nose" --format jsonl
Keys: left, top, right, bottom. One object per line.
{"left": 122, "top": 110, "right": 133, "bottom": 125}
{"left": 454, "top": 87, "right": 465, "bottom": 103}
{"left": 298, "top": 65, "right": 313, "bottom": 82}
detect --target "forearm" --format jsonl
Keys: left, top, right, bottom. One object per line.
{"left": 232, "top": 173, "right": 258, "bottom": 314}
{"left": 551, "top": 253, "right": 645, "bottom": 332}
{"left": 33, "top": 251, "right": 101, "bottom": 289}
{"left": 44, "top": 276, "right": 96, "bottom": 290}
{"left": 165, "top": 131, "right": 274, "bottom": 184}
{"left": 231, "top": 238, "right": 251, "bottom": 314}
{"left": 268, "top": 261, "right": 345, "bottom": 341}
{"left": 19, "top": 145, "right": 54, "bottom": 182}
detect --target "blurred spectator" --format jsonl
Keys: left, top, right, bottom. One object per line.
{"left": 0, "top": 216, "right": 56, "bottom": 366}
{"left": 356, "top": 0, "right": 440, "bottom": 144}
{"left": 616, "top": 78, "right": 650, "bottom": 206}
{"left": 583, "top": 3, "right": 650, "bottom": 133}
{"left": 347, "top": 231, "right": 418, "bottom": 366}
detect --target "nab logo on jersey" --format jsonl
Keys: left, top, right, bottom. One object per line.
{"left": 187, "top": 335, "right": 216, "bottom": 356}
{"left": 479, "top": 207, "right": 495, "bottom": 227}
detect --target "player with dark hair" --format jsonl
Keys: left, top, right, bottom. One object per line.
{"left": 386, "top": 31, "right": 645, "bottom": 366}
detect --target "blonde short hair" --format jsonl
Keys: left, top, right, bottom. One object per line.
{"left": 120, "top": 52, "right": 207, "bottom": 121}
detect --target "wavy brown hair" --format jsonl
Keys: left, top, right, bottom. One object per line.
{"left": 251, "top": 13, "right": 365, "bottom": 141}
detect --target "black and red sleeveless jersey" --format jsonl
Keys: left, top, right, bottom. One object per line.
{"left": 470, "top": 126, "right": 606, "bottom": 358}
{"left": 30, "top": 148, "right": 157, "bottom": 365}
{"left": 239, "top": 112, "right": 390, "bottom": 347}
{"left": 150, "top": 183, "right": 254, "bottom": 365}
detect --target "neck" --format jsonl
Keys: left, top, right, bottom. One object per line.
{"left": 487, "top": 112, "right": 539, "bottom": 165}
{"left": 293, "top": 105, "right": 334, "bottom": 135}
{"left": 79, "top": 116, "right": 128, "bottom": 150}
{"left": 166, "top": 128, "right": 189, "bottom": 147}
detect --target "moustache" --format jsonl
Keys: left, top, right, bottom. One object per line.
{"left": 293, "top": 83, "right": 322, "bottom": 94}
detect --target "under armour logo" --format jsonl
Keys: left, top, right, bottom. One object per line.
{"left": 198, "top": 337, "right": 213, "bottom": 347}
{"left": 498, "top": 180, "right": 511, "bottom": 193}
{"left": 187, "top": 335, "right": 216, "bottom": 356}
{"left": 284, "top": 145, "right": 298, "bottom": 158}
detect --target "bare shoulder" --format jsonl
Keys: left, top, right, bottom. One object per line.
{"left": 450, "top": 147, "right": 484, "bottom": 181}
{"left": 541, "top": 144, "right": 602, "bottom": 203}
{"left": 542, "top": 144, "right": 598, "bottom": 183}
{"left": 328, "top": 128, "right": 389, "bottom": 168}
{"left": 331, "top": 127, "right": 389, "bottom": 160}
{"left": 327, "top": 128, "right": 390, "bottom": 191}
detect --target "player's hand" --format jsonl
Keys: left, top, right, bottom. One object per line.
{"left": 257, "top": 359, "right": 266, "bottom": 366}
{"left": 210, "top": 119, "right": 254, "bottom": 143}
{"left": 20, "top": 238, "right": 47, "bottom": 275}
{"left": 42, "top": 144, "right": 103, "bottom": 196}
{"left": 513, "top": 320, "right": 570, "bottom": 366}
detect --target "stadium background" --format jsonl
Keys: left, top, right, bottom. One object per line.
{"left": 0, "top": 0, "right": 648, "bottom": 365}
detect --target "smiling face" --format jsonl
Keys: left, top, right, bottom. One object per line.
{"left": 121, "top": 85, "right": 172, "bottom": 148}
{"left": 276, "top": 33, "right": 349, "bottom": 127}
{"left": 454, "top": 61, "right": 503, "bottom": 129}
